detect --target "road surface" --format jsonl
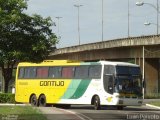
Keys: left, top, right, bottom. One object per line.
{"left": 39, "top": 105, "right": 160, "bottom": 120}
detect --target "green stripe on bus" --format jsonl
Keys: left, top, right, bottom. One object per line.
{"left": 61, "top": 80, "right": 81, "bottom": 99}
{"left": 70, "top": 79, "right": 91, "bottom": 99}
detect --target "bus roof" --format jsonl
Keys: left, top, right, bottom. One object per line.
{"left": 100, "top": 61, "right": 139, "bottom": 67}
{"left": 18, "top": 60, "right": 81, "bottom": 66}
{"left": 17, "top": 60, "right": 139, "bottom": 67}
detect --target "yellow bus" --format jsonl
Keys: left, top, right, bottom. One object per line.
{"left": 15, "top": 60, "right": 143, "bottom": 110}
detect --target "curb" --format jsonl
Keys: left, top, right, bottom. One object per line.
{"left": 0, "top": 103, "right": 30, "bottom": 106}
{"left": 146, "top": 104, "right": 160, "bottom": 109}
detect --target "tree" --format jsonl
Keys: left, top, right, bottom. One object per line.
{"left": 0, "top": 0, "right": 57, "bottom": 92}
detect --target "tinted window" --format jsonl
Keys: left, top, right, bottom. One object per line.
{"left": 18, "top": 67, "right": 25, "bottom": 78}
{"left": 17, "top": 65, "right": 102, "bottom": 79}
{"left": 103, "top": 75, "right": 114, "bottom": 94}
{"left": 89, "top": 65, "right": 101, "bottom": 79}
{"left": 104, "top": 65, "right": 115, "bottom": 75}
{"left": 116, "top": 66, "right": 141, "bottom": 75}
{"left": 37, "top": 67, "right": 48, "bottom": 78}
{"left": 24, "top": 67, "right": 36, "bottom": 78}
{"left": 62, "top": 67, "right": 74, "bottom": 78}
{"left": 116, "top": 66, "right": 129, "bottom": 75}
{"left": 49, "top": 67, "right": 62, "bottom": 78}
{"left": 130, "top": 67, "right": 141, "bottom": 75}
{"left": 75, "top": 66, "right": 89, "bottom": 79}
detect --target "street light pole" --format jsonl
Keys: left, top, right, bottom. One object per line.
{"left": 128, "top": 0, "right": 130, "bottom": 37}
{"left": 142, "top": 46, "right": 145, "bottom": 99}
{"left": 144, "top": 21, "right": 160, "bottom": 29}
{"left": 74, "top": 4, "right": 83, "bottom": 45}
{"left": 157, "top": 0, "right": 159, "bottom": 34}
{"left": 136, "top": 0, "right": 159, "bottom": 35}
{"left": 102, "top": 0, "right": 104, "bottom": 41}
{"left": 55, "top": 17, "right": 62, "bottom": 39}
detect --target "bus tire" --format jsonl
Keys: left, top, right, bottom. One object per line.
{"left": 94, "top": 96, "right": 101, "bottom": 110}
{"left": 30, "top": 94, "right": 38, "bottom": 107}
{"left": 38, "top": 94, "right": 47, "bottom": 107}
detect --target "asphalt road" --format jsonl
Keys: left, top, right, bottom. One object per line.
{"left": 39, "top": 105, "right": 160, "bottom": 120}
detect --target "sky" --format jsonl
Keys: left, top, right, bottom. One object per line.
{"left": 26, "top": 0, "right": 158, "bottom": 48}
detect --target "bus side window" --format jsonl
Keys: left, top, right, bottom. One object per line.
{"left": 62, "top": 67, "right": 74, "bottom": 78}
{"left": 104, "top": 65, "right": 115, "bottom": 75}
{"left": 89, "top": 65, "right": 101, "bottom": 79}
{"left": 37, "top": 67, "right": 49, "bottom": 78}
{"left": 49, "top": 67, "right": 62, "bottom": 78}
{"left": 24, "top": 67, "right": 36, "bottom": 79}
{"left": 75, "top": 66, "right": 89, "bottom": 79}
{"left": 18, "top": 67, "right": 25, "bottom": 78}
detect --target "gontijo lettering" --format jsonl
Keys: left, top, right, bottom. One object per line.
{"left": 40, "top": 81, "right": 64, "bottom": 86}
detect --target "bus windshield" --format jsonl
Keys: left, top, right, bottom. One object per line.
{"left": 116, "top": 66, "right": 141, "bottom": 75}
{"left": 115, "top": 66, "right": 142, "bottom": 96}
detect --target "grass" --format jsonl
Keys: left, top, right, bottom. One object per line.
{"left": 149, "top": 101, "right": 160, "bottom": 107}
{"left": 145, "top": 93, "right": 160, "bottom": 99}
{"left": 0, "top": 106, "right": 47, "bottom": 120}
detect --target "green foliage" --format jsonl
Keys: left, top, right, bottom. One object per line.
{"left": 0, "top": 0, "right": 57, "bottom": 92}
{"left": 145, "top": 93, "right": 160, "bottom": 99}
{"left": 149, "top": 101, "right": 160, "bottom": 107}
{"left": 0, "top": 0, "right": 57, "bottom": 63}
{"left": 0, "top": 93, "right": 15, "bottom": 103}
{"left": 0, "top": 106, "right": 47, "bottom": 120}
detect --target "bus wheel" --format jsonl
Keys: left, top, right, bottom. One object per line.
{"left": 30, "top": 95, "right": 38, "bottom": 106}
{"left": 38, "top": 95, "right": 46, "bottom": 107}
{"left": 94, "top": 96, "right": 101, "bottom": 110}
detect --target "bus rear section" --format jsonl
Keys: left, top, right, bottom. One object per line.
{"left": 15, "top": 61, "right": 104, "bottom": 109}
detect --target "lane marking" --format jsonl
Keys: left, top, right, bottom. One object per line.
{"left": 146, "top": 104, "right": 160, "bottom": 110}
{"left": 77, "top": 112, "right": 93, "bottom": 120}
{"left": 57, "top": 108, "right": 93, "bottom": 120}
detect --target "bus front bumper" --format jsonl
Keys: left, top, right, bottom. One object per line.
{"left": 117, "top": 98, "right": 143, "bottom": 106}
{"left": 101, "top": 96, "right": 143, "bottom": 106}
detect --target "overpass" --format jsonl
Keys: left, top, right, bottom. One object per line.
{"left": 49, "top": 35, "right": 160, "bottom": 97}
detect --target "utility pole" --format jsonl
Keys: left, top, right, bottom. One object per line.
{"left": 74, "top": 4, "right": 83, "bottom": 45}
